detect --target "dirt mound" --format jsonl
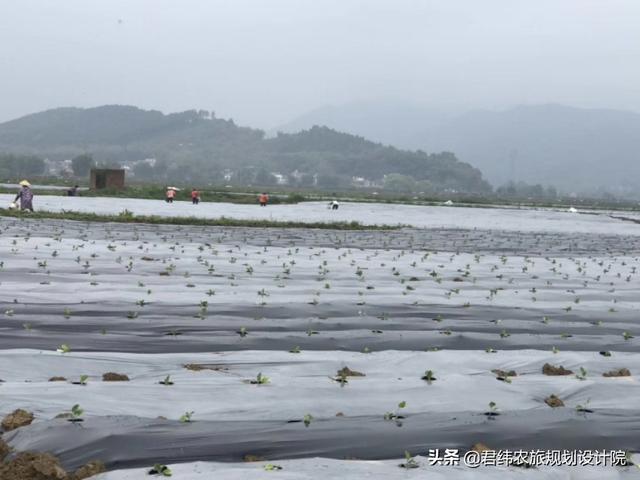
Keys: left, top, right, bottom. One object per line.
{"left": 0, "top": 452, "right": 68, "bottom": 480}
{"left": 243, "top": 454, "right": 265, "bottom": 462}
{"left": 542, "top": 363, "right": 573, "bottom": 376}
{"left": 2, "top": 409, "right": 34, "bottom": 431}
{"left": 184, "top": 364, "right": 227, "bottom": 372}
{"left": 0, "top": 438, "right": 10, "bottom": 461}
{"left": 336, "top": 366, "right": 365, "bottom": 377}
{"left": 102, "top": 372, "right": 129, "bottom": 381}
{"left": 471, "top": 443, "right": 492, "bottom": 453}
{"left": 73, "top": 460, "right": 106, "bottom": 479}
{"left": 603, "top": 368, "right": 631, "bottom": 377}
{"left": 0, "top": 451, "right": 105, "bottom": 480}
{"left": 544, "top": 394, "right": 565, "bottom": 408}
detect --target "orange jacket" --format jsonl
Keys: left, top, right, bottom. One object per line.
{"left": 166, "top": 189, "right": 176, "bottom": 199}
{"left": 259, "top": 194, "right": 269, "bottom": 203}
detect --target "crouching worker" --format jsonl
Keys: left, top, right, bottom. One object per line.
{"left": 166, "top": 187, "right": 176, "bottom": 203}
{"left": 15, "top": 180, "right": 34, "bottom": 212}
{"left": 259, "top": 192, "right": 269, "bottom": 207}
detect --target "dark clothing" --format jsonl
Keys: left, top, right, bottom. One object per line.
{"left": 67, "top": 187, "right": 78, "bottom": 196}
{"left": 192, "top": 197, "right": 199, "bottom": 205}
{"left": 15, "top": 187, "right": 34, "bottom": 211}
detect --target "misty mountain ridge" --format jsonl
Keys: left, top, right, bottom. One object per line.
{"left": 0, "top": 105, "right": 490, "bottom": 193}
{"left": 279, "top": 102, "right": 640, "bottom": 195}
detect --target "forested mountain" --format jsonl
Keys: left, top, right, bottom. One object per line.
{"left": 0, "top": 105, "right": 490, "bottom": 192}
{"left": 279, "top": 102, "right": 640, "bottom": 196}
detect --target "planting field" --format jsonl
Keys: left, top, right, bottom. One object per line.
{"left": 0, "top": 206, "right": 639, "bottom": 479}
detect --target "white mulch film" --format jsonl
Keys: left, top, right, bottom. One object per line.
{"left": 0, "top": 201, "right": 638, "bottom": 479}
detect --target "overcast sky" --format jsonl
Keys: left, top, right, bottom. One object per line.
{"left": 1, "top": 0, "right": 639, "bottom": 128}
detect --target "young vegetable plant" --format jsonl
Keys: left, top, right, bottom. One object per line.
{"left": 179, "top": 411, "right": 194, "bottom": 423}
{"left": 421, "top": 370, "right": 437, "bottom": 384}
{"left": 303, "top": 413, "right": 313, "bottom": 427}
{"left": 57, "top": 344, "right": 71, "bottom": 354}
{"left": 72, "top": 374, "right": 89, "bottom": 386}
{"left": 250, "top": 372, "right": 270, "bottom": 385}
{"left": 148, "top": 464, "right": 173, "bottom": 476}
{"left": 400, "top": 451, "right": 420, "bottom": 469}
{"left": 485, "top": 401, "right": 500, "bottom": 418}
{"left": 69, "top": 404, "right": 84, "bottom": 422}
{"left": 575, "top": 367, "right": 587, "bottom": 381}
{"left": 575, "top": 399, "right": 594, "bottom": 414}
{"left": 384, "top": 401, "right": 407, "bottom": 426}
{"left": 264, "top": 464, "right": 283, "bottom": 471}
{"left": 159, "top": 375, "right": 174, "bottom": 386}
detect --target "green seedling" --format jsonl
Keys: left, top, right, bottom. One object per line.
{"left": 149, "top": 464, "right": 173, "bottom": 476}
{"left": 250, "top": 372, "right": 270, "bottom": 385}
{"left": 289, "top": 346, "right": 301, "bottom": 354}
{"left": 575, "top": 399, "right": 594, "bottom": 414}
{"left": 421, "top": 370, "right": 436, "bottom": 384}
{"left": 237, "top": 326, "right": 248, "bottom": 337}
{"left": 400, "top": 451, "right": 419, "bottom": 469}
{"left": 384, "top": 401, "right": 407, "bottom": 425}
{"left": 303, "top": 413, "right": 313, "bottom": 427}
{"left": 264, "top": 464, "right": 283, "bottom": 471}
{"left": 179, "top": 411, "right": 194, "bottom": 423}
{"left": 68, "top": 403, "right": 84, "bottom": 422}
{"left": 159, "top": 375, "right": 174, "bottom": 386}
{"left": 575, "top": 367, "right": 587, "bottom": 381}
{"left": 485, "top": 401, "right": 500, "bottom": 417}
{"left": 57, "top": 344, "right": 71, "bottom": 354}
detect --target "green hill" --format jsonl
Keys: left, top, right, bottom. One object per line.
{"left": 0, "top": 105, "right": 491, "bottom": 192}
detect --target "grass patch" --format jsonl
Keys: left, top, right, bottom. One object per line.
{"left": 0, "top": 208, "right": 398, "bottom": 230}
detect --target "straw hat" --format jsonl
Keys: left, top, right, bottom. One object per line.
{"left": 19, "top": 180, "right": 31, "bottom": 187}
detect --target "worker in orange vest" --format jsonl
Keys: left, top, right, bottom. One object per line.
{"left": 191, "top": 188, "right": 200, "bottom": 205}
{"left": 258, "top": 192, "right": 269, "bottom": 207}
{"left": 166, "top": 188, "right": 176, "bottom": 203}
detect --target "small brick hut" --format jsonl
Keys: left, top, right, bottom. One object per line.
{"left": 90, "top": 169, "right": 125, "bottom": 189}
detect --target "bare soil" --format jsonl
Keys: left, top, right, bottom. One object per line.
{"left": 2, "top": 409, "right": 34, "bottom": 431}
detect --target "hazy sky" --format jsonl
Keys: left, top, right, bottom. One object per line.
{"left": 1, "top": 0, "right": 639, "bottom": 128}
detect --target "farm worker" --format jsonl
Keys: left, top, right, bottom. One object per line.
{"left": 259, "top": 192, "right": 269, "bottom": 207}
{"left": 67, "top": 185, "right": 79, "bottom": 196}
{"left": 14, "top": 180, "right": 34, "bottom": 211}
{"left": 330, "top": 200, "right": 340, "bottom": 210}
{"left": 191, "top": 188, "right": 200, "bottom": 205}
{"left": 166, "top": 187, "right": 176, "bottom": 203}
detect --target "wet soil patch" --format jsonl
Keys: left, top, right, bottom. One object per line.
{"left": 542, "top": 363, "right": 573, "bottom": 376}
{"left": 2, "top": 409, "right": 34, "bottom": 432}
{"left": 102, "top": 373, "right": 130, "bottom": 382}
{"left": 603, "top": 368, "right": 631, "bottom": 377}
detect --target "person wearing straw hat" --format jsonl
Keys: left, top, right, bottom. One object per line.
{"left": 14, "top": 180, "right": 34, "bottom": 211}
{"left": 165, "top": 187, "right": 176, "bottom": 203}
